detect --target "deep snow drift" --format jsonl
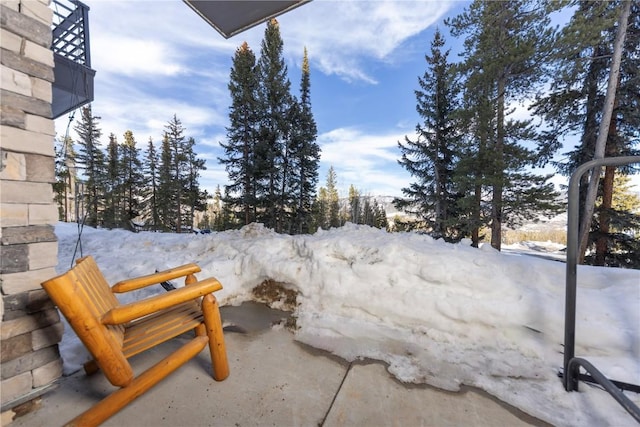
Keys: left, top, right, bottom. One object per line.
{"left": 53, "top": 222, "right": 639, "bottom": 426}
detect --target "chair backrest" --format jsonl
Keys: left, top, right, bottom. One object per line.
{"left": 42, "top": 256, "right": 133, "bottom": 387}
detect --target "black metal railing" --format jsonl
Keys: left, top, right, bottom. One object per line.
{"left": 52, "top": 0, "right": 91, "bottom": 67}
{"left": 563, "top": 155, "right": 640, "bottom": 423}
{"left": 50, "top": 0, "right": 95, "bottom": 119}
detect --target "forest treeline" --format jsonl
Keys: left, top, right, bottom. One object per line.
{"left": 54, "top": 19, "right": 388, "bottom": 234}
{"left": 54, "top": 1, "right": 639, "bottom": 268}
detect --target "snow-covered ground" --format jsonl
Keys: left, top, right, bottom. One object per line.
{"left": 53, "top": 222, "right": 639, "bottom": 426}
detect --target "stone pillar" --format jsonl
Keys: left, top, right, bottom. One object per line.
{"left": 1, "top": 0, "right": 64, "bottom": 414}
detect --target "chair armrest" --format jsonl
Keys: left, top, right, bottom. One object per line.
{"left": 112, "top": 263, "right": 201, "bottom": 293}
{"left": 101, "top": 278, "right": 222, "bottom": 325}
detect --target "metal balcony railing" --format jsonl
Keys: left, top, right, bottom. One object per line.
{"left": 50, "top": 0, "right": 95, "bottom": 119}
{"left": 52, "top": 0, "right": 91, "bottom": 66}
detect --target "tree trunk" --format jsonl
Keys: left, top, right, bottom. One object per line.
{"left": 472, "top": 183, "right": 481, "bottom": 248}
{"left": 491, "top": 76, "right": 506, "bottom": 251}
{"left": 578, "top": 0, "right": 631, "bottom": 262}
{"left": 595, "top": 113, "right": 618, "bottom": 265}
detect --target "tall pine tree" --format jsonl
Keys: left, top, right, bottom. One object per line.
{"left": 220, "top": 41, "right": 260, "bottom": 227}
{"left": 448, "top": 0, "right": 562, "bottom": 249}
{"left": 396, "top": 29, "right": 463, "bottom": 242}
{"left": 120, "top": 130, "right": 144, "bottom": 228}
{"left": 256, "top": 19, "right": 294, "bottom": 232}
{"left": 143, "top": 137, "right": 160, "bottom": 230}
{"left": 534, "top": 1, "right": 639, "bottom": 266}
{"left": 290, "top": 47, "right": 320, "bottom": 234}
{"left": 74, "top": 105, "right": 105, "bottom": 227}
{"left": 103, "top": 133, "right": 120, "bottom": 228}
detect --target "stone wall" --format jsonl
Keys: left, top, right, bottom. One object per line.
{"left": 1, "top": 0, "right": 63, "bottom": 412}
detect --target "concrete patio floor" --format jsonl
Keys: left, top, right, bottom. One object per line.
{"left": 4, "top": 302, "right": 548, "bottom": 426}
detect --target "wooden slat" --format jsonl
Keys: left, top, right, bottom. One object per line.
{"left": 122, "top": 302, "right": 203, "bottom": 359}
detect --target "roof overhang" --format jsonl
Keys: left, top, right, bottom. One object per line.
{"left": 183, "top": 0, "right": 310, "bottom": 39}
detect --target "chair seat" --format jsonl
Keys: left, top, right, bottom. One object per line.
{"left": 123, "top": 300, "right": 203, "bottom": 359}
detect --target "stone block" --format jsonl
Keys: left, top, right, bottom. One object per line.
{"left": 0, "top": 48, "right": 53, "bottom": 84}
{"left": 24, "top": 40, "right": 53, "bottom": 67}
{"left": 0, "top": 333, "right": 31, "bottom": 362}
{"left": 32, "top": 358, "right": 62, "bottom": 388}
{"left": 29, "top": 241, "right": 58, "bottom": 270}
{"left": 1, "top": 308, "right": 60, "bottom": 340}
{"left": 29, "top": 203, "right": 59, "bottom": 225}
{"left": 0, "top": 371, "right": 32, "bottom": 404}
{"left": 0, "top": 28, "right": 22, "bottom": 54}
{"left": 27, "top": 289, "right": 54, "bottom": 313}
{"left": 2, "top": 290, "right": 54, "bottom": 321}
{"left": 25, "top": 153, "right": 54, "bottom": 182}
{"left": 24, "top": 114, "right": 54, "bottom": 136}
{"left": 0, "top": 203, "right": 29, "bottom": 227}
{"left": 0, "top": 64, "right": 31, "bottom": 96}
{"left": 0, "top": 181, "right": 54, "bottom": 204}
{"left": 0, "top": 125, "right": 54, "bottom": 155}
{"left": 0, "top": 267, "right": 57, "bottom": 295}
{"left": 0, "top": 89, "right": 51, "bottom": 118}
{"left": 20, "top": 1, "right": 53, "bottom": 27}
{"left": 1, "top": 224, "right": 56, "bottom": 245}
{"left": 0, "top": 150, "right": 26, "bottom": 180}
{"left": 31, "top": 322, "right": 64, "bottom": 351}
{"left": 0, "top": 104, "right": 26, "bottom": 128}
{"left": 0, "top": 5, "right": 52, "bottom": 48}
{"left": 0, "top": 244, "right": 28, "bottom": 274}
{"left": 30, "top": 76, "right": 51, "bottom": 103}
{"left": 0, "top": 1, "right": 20, "bottom": 13}
{"left": 1, "top": 345, "right": 59, "bottom": 380}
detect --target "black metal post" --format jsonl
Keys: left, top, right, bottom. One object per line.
{"left": 563, "top": 156, "right": 640, "bottom": 391}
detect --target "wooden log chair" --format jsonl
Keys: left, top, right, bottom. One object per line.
{"left": 41, "top": 255, "right": 229, "bottom": 426}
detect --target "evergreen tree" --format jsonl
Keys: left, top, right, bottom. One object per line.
{"left": 157, "top": 133, "right": 174, "bottom": 230}
{"left": 142, "top": 138, "right": 160, "bottom": 230}
{"left": 289, "top": 47, "right": 320, "bottom": 234}
{"left": 590, "top": 173, "right": 640, "bottom": 268}
{"left": 220, "top": 41, "right": 260, "bottom": 226}
{"left": 534, "top": 1, "right": 639, "bottom": 264}
{"left": 120, "top": 130, "right": 144, "bottom": 229}
{"left": 315, "top": 187, "right": 329, "bottom": 230}
{"left": 348, "top": 185, "right": 361, "bottom": 224}
{"left": 185, "top": 136, "right": 208, "bottom": 229}
{"left": 395, "top": 29, "right": 463, "bottom": 242}
{"left": 74, "top": 105, "right": 105, "bottom": 227}
{"left": 165, "top": 114, "right": 187, "bottom": 233}
{"left": 256, "top": 19, "right": 294, "bottom": 231}
{"left": 448, "top": 0, "right": 562, "bottom": 250}
{"left": 325, "top": 166, "right": 341, "bottom": 228}
{"left": 103, "top": 133, "right": 120, "bottom": 228}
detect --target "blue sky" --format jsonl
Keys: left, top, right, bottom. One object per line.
{"left": 54, "top": 0, "right": 572, "bottom": 198}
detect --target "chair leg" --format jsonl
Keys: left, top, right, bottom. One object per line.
{"left": 202, "top": 294, "right": 230, "bottom": 381}
{"left": 84, "top": 360, "right": 99, "bottom": 376}
{"left": 65, "top": 336, "right": 208, "bottom": 427}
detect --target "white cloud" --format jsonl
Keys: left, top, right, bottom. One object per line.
{"left": 92, "top": 36, "right": 185, "bottom": 77}
{"left": 277, "top": 0, "right": 455, "bottom": 82}
{"left": 318, "top": 127, "right": 412, "bottom": 196}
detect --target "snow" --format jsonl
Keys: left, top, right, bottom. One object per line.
{"left": 53, "top": 222, "right": 639, "bottom": 426}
